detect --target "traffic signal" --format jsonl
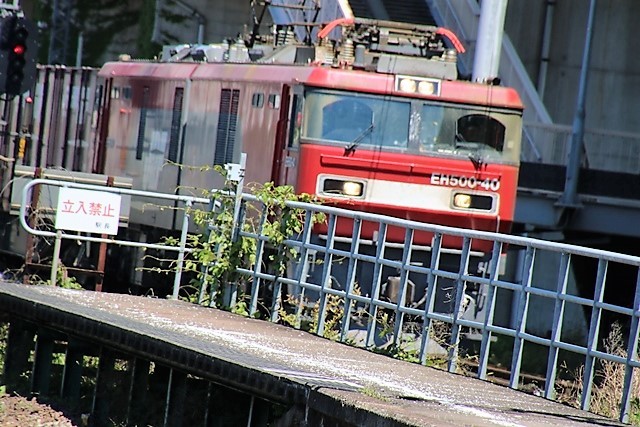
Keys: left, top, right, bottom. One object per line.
{"left": 0, "top": 15, "right": 38, "bottom": 97}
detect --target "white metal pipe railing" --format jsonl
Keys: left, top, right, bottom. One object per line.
{"left": 19, "top": 178, "right": 211, "bottom": 297}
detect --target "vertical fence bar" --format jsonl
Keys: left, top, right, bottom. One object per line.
{"left": 509, "top": 245, "right": 536, "bottom": 389}
{"left": 477, "top": 240, "right": 503, "bottom": 380}
{"left": 248, "top": 205, "right": 269, "bottom": 315}
{"left": 224, "top": 199, "right": 250, "bottom": 308}
{"left": 171, "top": 200, "right": 192, "bottom": 299}
{"left": 619, "top": 267, "right": 640, "bottom": 423}
{"left": 316, "top": 214, "right": 338, "bottom": 337}
{"left": 448, "top": 236, "right": 471, "bottom": 373}
{"left": 419, "top": 233, "right": 442, "bottom": 365}
{"left": 366, "top": 223, "right": 388, "bottom": 348}
{"left": 50, "top": 230, "right": 63, "bottom": 286}
{"left": 581, "top": 258, "right": 607, "bottom": 411}
{"left": 268, "top": 201, "right": 283, "bottom": 322}
{"left": 339, "top": 218, "right": 362, "bottom": 343}
{"left": 293, "top": 210, "right": 314, "bottom": 329}
{"left": 544, "top": 252, "right": 570, "bottom": 399}
{"left": 198, "top": 196, "right": 221, "bottom": 305}
{"left": 392, "top": 228, "right": 414, "bottom": 346}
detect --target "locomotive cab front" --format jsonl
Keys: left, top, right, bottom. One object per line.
{"left": 285, "top": 75, "right": 523, "bottom": 253}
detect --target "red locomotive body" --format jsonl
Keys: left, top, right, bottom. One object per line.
{"left": 92, "top": 19, "right": 524, "bottom": 304}
{"left": 292, "top": 66, "right": 522, "bottom": 252}
{"left": 96, "top": 19, "right": 523, "bottom": 260}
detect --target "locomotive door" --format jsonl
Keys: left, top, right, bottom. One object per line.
{"left": 279, "top": 84, "right": 303, "bottom": 188}
{"left": 270, "top": 84, "right": 291, "bottom": 186}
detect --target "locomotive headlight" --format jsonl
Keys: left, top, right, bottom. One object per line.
{"left": 320, "top": 178, "right": 365, "bottom": 198}
{"left": 453, "top": 193, "right": 472, "bottom": 209}
{"left": 452, "top": 192, "right": 495, "bottom": 211}
{"left": 395, "top": 75, "right": 441, "bottom": 96}
{"left": 398, "top": 78, "right": 417, "bottom": 93}
{"left": 418, "top": 80, "right": 436, "bottom": 95}
{"left": 342, "top": 181, "right": 363, "bottom": 196}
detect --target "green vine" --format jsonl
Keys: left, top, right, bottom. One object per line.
{"left": 169, "top": 166, "right": 325, "bottom": 317}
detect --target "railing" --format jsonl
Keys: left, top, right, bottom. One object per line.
{"left": 19, "top": 178, "right": 210, "bottom": 298}
{"left": 219, "top": 193, "right": 640, "bottom": 424}
{"left": 19, "top": 176, "right": 640, "bottom": 423}
{"left": 522, "top": 121, "right": 640, "bottom": 174}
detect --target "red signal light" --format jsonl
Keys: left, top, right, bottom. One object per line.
{"left": 12, "top": 44, "right": 25, "bottom": 55}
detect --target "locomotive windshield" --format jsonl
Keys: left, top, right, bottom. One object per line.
{"left": 306, "top": 91, "right": 410, "bottom": 148}
{"left": 301, "top": 88, "right": 521, "bottom": 164}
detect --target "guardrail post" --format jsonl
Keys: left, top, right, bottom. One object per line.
{"left": 23, "top": 167, "right": 43, "bottom": 284}
{"left": 50, "top": 229, "right": 62, "bottom": 286}
{"left": 172, "top": 200, "right": 192, "bottom": 300}
{"left": 95, "top": 176, "right": 115, "bottom": 292}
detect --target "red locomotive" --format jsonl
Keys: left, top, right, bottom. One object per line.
{"left": 94, "top": 18, "right": 523, "bottom": 300}
{"left": 96, "top": 19, "right": 522, "bottom": 239}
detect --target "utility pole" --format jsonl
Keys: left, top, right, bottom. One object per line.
{"left": 47, "top": 0, "right": 73, "bottom": 64}
{"left": 472, "top": 0, "right": 508, "bottom": 83}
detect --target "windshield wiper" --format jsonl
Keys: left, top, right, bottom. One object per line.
{"left": 343, "top": 122, "right": 375, "bottom": 156}
{"left": 468, "top": 153, "right": 485, "bottom": 170}
{"left": 456, "top": 133, "right": 485, "bottom": 170}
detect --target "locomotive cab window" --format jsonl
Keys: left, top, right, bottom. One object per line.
{"left": 321, "top": 99, "right": 373, "bottom": 142}
{"left": 455, "top": 114, "right": 505, "bottom": 152}
{"left": 303, "top": 89, "right": 410, "bottom": 149}
{"left": 418, "top": 103, "right": 521, "bottom": 164}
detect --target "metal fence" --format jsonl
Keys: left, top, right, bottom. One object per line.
{"left": 522, "top": 121, "right": 640, "bottom": 174}
{"left": 225, "top": 192, "right": 640, "bottom": 424}
{"left": 17, "top": 176, "right": 640, "bottom": 423}
{"left": 19, "top": 178, "right": 210, "bottom": 298}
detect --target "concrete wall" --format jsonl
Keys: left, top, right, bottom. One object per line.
{"left": 505, "top": 0, "right": 640, "bottom": 133}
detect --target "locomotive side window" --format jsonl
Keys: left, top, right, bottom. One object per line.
{"left": 268, "top": 94, "right": 281, "bottom": 109}
{"left": 252, "top": 92, "right": 264, "bottom": 108}
{"left": 214, "top": 88, "right": 240, "bottom": 166}
{"left": 288, "top": 93, "right": 302, "bottom": 148}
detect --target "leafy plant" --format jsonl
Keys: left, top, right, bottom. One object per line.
{"left": 557, "top": 323, "right": 640, "bottom": 424}
{"left": 0, "top": 324, "right": 7, "bottom": 377}
{"left": 164, "top": 166, "right": 325, "bottom": 318}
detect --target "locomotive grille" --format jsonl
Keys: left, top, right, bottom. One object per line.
{"left": 214, "top": 88, "right": 240, "bottom": 166}
{"left": 168, "top": 87, "right": 184, "bottom": 163}
{"left": 135, "top": 86, "right": 150, "bottom": 160}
